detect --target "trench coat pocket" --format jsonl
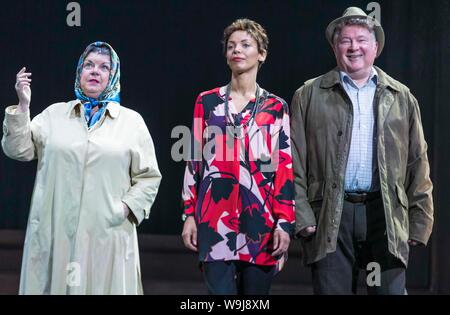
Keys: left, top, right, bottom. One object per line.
{"left": 395, "top": 183, "right": 409, "bottom": 210}
{"left": 307, "top": 181, "right": 325, "bottom": 208}
{"left": 110, "top": 198, "right": 128, "bottom": 227}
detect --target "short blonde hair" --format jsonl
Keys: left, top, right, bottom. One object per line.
{"left": 222, "top": 18, "right": 269, "bottom": 58}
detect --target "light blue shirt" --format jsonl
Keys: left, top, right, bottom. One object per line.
{"left": 340, "top": 68, "right": 378, "bottom": 192}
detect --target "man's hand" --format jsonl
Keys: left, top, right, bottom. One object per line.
{"left": 408, "top": 239, "right": 421, "bottom": 247}
{"left": 299, "top": 225, "right": 316, "bottom": 238}
{"left": 182, "top": 216, "right": 198, "bottom": 252}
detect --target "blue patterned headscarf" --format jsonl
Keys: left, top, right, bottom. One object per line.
{"left": 74, "top": 41, "right": 120, "bottom": 127}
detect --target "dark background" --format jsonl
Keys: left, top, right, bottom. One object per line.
{"left": 0, "top": 0, "right": 448, "bottom": 293}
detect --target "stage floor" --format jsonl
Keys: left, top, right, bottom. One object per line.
{"left": 0, "top": 229, "right": 432, "bottom": 295}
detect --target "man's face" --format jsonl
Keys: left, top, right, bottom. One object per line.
{"left": 333, "top": 25, "right": 378, "bottom": 79}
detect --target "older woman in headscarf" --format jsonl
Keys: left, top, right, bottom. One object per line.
{"left": 2, "top": 41, "right": 162, "bottom": 295}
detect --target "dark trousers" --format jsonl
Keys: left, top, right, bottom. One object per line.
{"left": 202, "top": 261, "right": 275, "bottom": 295}
{"left": 312, "top": 196, "right": 406, "bottom": 295}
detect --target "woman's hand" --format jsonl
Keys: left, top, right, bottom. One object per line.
{"left": 122, "top": 202, "right": 130, "bottom": 218}
{"left": 272, "top": 229, "right": 290, "bottom": 256}
{"left": 15, "top": 67, "right": 32, "bottom": 112}
{"left": 181, "top": 216, "right": 198, "bottom": 252}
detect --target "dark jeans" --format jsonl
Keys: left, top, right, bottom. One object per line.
{"left": 311, "top": 196, "right": 406, "bottom": 295}
{"left": 202, "top": 261, "right": 275, "bottom": 295}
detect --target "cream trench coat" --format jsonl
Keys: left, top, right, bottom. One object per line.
{"left": 1, "top": 100, "right": 162, "bottom": 294}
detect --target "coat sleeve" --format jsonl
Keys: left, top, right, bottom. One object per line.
{"left": 272, "top": 101, "right": 296, "bottom": 236}
{"left": 181, "top": 94, "right": 205, "bottom": 219}
{"left": 290, "top": 87, "right": 317, "bottom": 236}
{"left": 405, "top": 93, "right": 434, "bottom": 245}
{"left": 122, "top": 114, "right": 162, "bottom": 225}
{"left": 2, "top": 105, "right": 44, "bottom": 161}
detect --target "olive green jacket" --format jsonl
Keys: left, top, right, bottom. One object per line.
{"left": 290, "top": 66, "right": 434, "bottom": 266}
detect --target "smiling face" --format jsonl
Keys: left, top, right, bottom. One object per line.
{"left": 333, "top": 25, "right": 378, "bottom": 81}
{"left": 225, "top": 30, "right": 266, "bottom": 75}
{"left": 79, "top": 52, "right": 111, "bottom": 99}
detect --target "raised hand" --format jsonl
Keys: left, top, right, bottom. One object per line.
{"left": 15, "top": 67, "right": 32, "bottom": 112}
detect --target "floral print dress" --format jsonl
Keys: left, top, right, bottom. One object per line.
{"left": 182, "top": 86, "right": 295, "bottom": 267}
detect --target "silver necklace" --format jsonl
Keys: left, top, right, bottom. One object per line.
{"left": 224, "top": 83, "right": 263, "bottom": 139}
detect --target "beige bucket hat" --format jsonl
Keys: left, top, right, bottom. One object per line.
{"left": 325, "top": 6, "right": 385, "bottom": 57}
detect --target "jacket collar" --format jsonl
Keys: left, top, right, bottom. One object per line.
{"left": 319, "top": 66, "right": 401, "bottom": 92}
{"left": 67, "top": 100, "right": 121, "bottom": 119}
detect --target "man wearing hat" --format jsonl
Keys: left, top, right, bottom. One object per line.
{"left": 290, "top": 7, "right": 434, "bottom": 294}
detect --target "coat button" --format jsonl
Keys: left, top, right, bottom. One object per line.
{"left": 327, "top": 237, "right": 331, "bottom": 243}
{"left": 332, "top": 183, "right": 337, "bottom": 189}
{"left": 337, "top": 130, "right": 343, "bottom": 136}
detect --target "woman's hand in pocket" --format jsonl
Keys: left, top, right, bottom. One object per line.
{"left": 122, "top": 202, "right": 130, "bottom": 219}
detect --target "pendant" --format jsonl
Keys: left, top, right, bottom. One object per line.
{"left": 227, "top": 124, "right": 246, "bottom": 140}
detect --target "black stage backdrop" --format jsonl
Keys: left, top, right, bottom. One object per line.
{"left": 0, "top": 0, "right": 449, "bottom": 292}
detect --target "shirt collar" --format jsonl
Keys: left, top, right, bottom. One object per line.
{"left": 340, "top": 67, "right": 378, "bottom": 89}
{"left": 67, "top": 100, "right": 121, "bottom": 119}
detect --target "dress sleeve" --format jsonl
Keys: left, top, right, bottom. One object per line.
{"left": 181, "top": 94, "right": 205, "bottom": 218}
{"left": 271, "top": 101, "right": 296, "bottom": 236}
